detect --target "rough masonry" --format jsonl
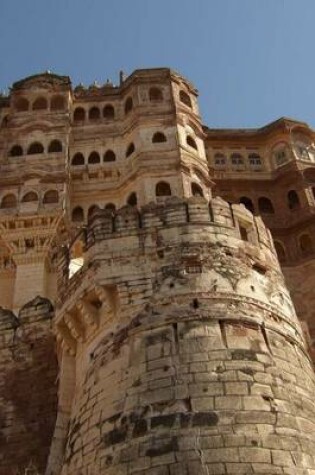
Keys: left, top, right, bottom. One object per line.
{"left": 0, "top": 68, "right": 314, "bottom": 474}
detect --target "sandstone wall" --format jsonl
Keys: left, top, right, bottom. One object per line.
{"left": 282, "top": 260, "right": 315, "bottom": 360}
{"left": 51, "top": 197, "right": 315, "bottom": 474}
{"left": 0, "top": 297, "right": 58, "bottom": 475}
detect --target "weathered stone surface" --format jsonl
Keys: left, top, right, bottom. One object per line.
{"left": 0, "top": 68, "right": 315, "bottom": 474}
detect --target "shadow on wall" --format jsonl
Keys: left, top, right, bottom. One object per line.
{"left": 0, "top": 296, "right": 58, "bottom": 475}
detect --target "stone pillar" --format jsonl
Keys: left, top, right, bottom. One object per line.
{"left": 54, "top": 198, "right": 315, "bottom": 474}
{"left": 13, "top": 256, "right": 48, "bottom": 311}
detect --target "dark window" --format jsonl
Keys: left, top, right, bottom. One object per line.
{"left": 312, "top": 186, "right": 315, "bottom": 200}
{"left": 89, "top": 107, "right": 101, "bottom": 120}
{"left": 27, "top": 142, "right": 44, "bottom": 154}
{"left": 274, "top": 241, "right": 286, "bottom": 263}
{"left": 33, "top": 97, "right": 48, "bottom": 110}
{"left": 15, "top": 97, "right": 29, "bottom": 112}
{"left": 72, "top": 153, "right": 85, "bottom": 166}
{"left": 22, "top": 192, "right": 38, "bottom": 203}
{"left": 179, "top": 90, "right": 192, "bottom": 108}
{"left": 103, "top": 150, "right": 116, "bottom": 162}
{"left": 88, "top": 151, "right": 100, "bottom": 164}
{"left": 72, "top": 206, "right": 84, "bottom": 222}
{"left": 152, "top": 132, "right": 167, "bottom": 143}
{"left": 48, "top": 140, "right": 62, "bottom": 153}
{"left": 156, "top": 181, "right": 172, "bottom": 197}
{"left": 1, "top": 194, "right": 17, "bottom": 209}
{"left": 214, "top": 153, "right": 226, "bottom": 166}
{"left": 249, "top": 153, "right": 262, "bottom": 166}
{"left": 191, "top": 183, "right": 204, "bottom": 197}
{"left": 287, "top": 190, "right": 300, "bottom": 210}
{"left": 103, "top": 104, "right": 115, "bottom": 119}
{"left": 187, "top": 136, "right": 197, "bottom": 150}
{"left": 149, "top": 87, "right": 163, "bottom": 102}
{"left": 240, "top": 226, "right": 249, "bottom": 242}
{"left": 9, "top": 145, "right": 23, "bottom": 157}
{"left": 258, "top": 197, "right": 274, "bottom": 214}
{"left": 300, "top": 234, "right": 313, "bottom": 257}
{"left": 126, "top": 143, "right": 135, "bottom": 157}
{"left": 1, "top": 115, "right": 9, "bottom": 127}
{"left": 125, "top": 97, "right": 133, "bottom": 114}
{"left": 51, "top": 95, "right": 65, "bottom": 110}
{"left": 73, "top": 107, "right": 86, "bottom": 122}
{"left": 231, "top": 153, "right": 244, "bottom": 166}
{"left": 127, "top": 192, "right": 137, "bottom": 206}
{"left": 43, "top": 190, "right": 58, "bottom": 204}
{"left": 239, "top": 196, "right": 254, "bottom": 214}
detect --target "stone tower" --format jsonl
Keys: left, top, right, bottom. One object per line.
{"left": 0, "top": 68, "right": 315, "bottom": 474}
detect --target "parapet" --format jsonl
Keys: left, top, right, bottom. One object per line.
{"left": 85, "top": 195, "right": 276, "bottom": 257}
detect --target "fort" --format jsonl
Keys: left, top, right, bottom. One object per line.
{"left": 0, "top": 68, "right": 315, "bottom": 474}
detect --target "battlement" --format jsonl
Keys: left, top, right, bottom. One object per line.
{"left": 53, "top": 195, "right": 300, "bottom": 366}
{"left": 84, "top": 195, "right": 275, "bottom": 257}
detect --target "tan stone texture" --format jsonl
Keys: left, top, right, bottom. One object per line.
{"left": 0, "top": 68, "right": 314, "bottom": 474}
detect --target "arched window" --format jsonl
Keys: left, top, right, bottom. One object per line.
{"left": 43, "top": 190, "right": 58, "bottom": 204}
{"left": 72, "top": 206, "right": 84, "bottom": 222}
{"left": 125, "top": 97, "right": 133, "bottom": 115}
{"left": 22, "top": 191, "right": 38, "bottom": 203}
{"left": 48, "top": 140, "right": 62, "bottom": 153}
{"left": 287, "top": 190, "right": 300, "bottom": 210}
{"left": 249, "top": 153, "right": 262, "bottom": 167}
{"left": 27, "top": 142, "right": 44, "bottom": 154}
{"left": 179, "top": 90, "right": 192, "bottom": 108}
{"left": 15, "top": 97, "right": 29, "bottom": 112}
{"left": 214, "top": 153, "right": 226, "bottom": 166}
{"left": 191, "top": 183, "right": 204, "bottom": 197}
{"left": 126, "top": 143, "right": 135, "bottom": 157}
{"left": 103, "top": 150, "right": 116, "bottom": 162}
{"left": 258, "top": 197, "right": 274, "bottom": 214}
{"left": 88, "top": 151, "right": 100, "bottom": 164}
{"left": 231, "top": 153, "right": 244, "bottom": 166}
{"left": 300, "top": 234, "right": 313, "bottom": 257}
{"left": 152, "top": 132, "right": 167, "bottom": 143}
{"left": 103, "top": 104, "right": 115, "bottom": 119}
{"left": 273, "top": 144, "right": 289, "bottom": 166}
{"left": 89, "top": 107, "right": 101, "bottom": 121}
{"left": 9, "top": 145, "right": 23, "bottom": 157}
{"left": 186, "top": 136, "right": 197, "bottom": 150}
{"left": 105, "top": 203, "right": 116, "bottom": 212}
{"left": 239, "top": 196, "right": 254, "bottom": 214}
{"left": 149, "top": 87, "right": 163, "bottom": 102}
{"left": 73, "top": 107, "right": 86, "bottom": 122}
{"left": 32, "top": 97, "right": 48, "bottom": 110}
{"left": 88, "top": 205, "right": 100, "bottom": 219}
{"left": 156, "top": 181, "right": 172, "bottom": 197}
{"left": 127, "top": 192, "right": 137, "bottom": 206}
{"left": 51, "top": 95, "right": 65, "bottom": 111}
{"left": 274, "top": 241, "right": 286, "bottom": 263}
{"left": 1, "top": 194, "right": 17, "bottom": 209}
{"left": 71, "top": 153, "right": 85, "bottom": 166}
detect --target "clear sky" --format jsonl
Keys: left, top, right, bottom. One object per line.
{"left": 0, "top": 0, "right": 314, "bottom": 128}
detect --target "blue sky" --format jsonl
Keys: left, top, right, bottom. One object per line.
{"left": 0, "top": 0, "right": 314, "bottom": 128}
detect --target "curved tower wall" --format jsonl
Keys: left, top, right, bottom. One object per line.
{"left": 50, "top": 197, "right": 315, "bottom": 475}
